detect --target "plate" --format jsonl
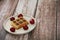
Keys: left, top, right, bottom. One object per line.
{"left": 3, "top": 14, "right": 36, "bottom": 34}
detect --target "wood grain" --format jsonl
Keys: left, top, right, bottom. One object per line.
{"left": 5, "top": 0, "right": 37, "bottom": 40}
{"left": 0, "top": 0, "right": 57, "bottom": 40}
{"left": 0, "top": 0, "right": 18, "bottom": 40}
{"left": 33, "top": 0, "right": 56, "bottom": 40}
{"left": 57, "top": 0, "right": 60, "bottom": 40}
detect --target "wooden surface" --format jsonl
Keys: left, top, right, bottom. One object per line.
{"left": 57, "top": 0, "right": 60, "bottom": 40}
{"left": 0, "top": 0, "right": 57, "bottom": 40}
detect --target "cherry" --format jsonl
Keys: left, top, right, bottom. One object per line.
{"left": 23, "top": 25, "right": 28, "bottom": 30}
{"left": 18, "top": 14, "right": 23, "bottom": 18}
{"left": 10, "top": 17, "right": 15, "bottom": 21}
{"left": 10, "top": 27, "right": 15, "bottom": 32}
{"left": 30, "top": 19, "right": 35, "bottom": 24}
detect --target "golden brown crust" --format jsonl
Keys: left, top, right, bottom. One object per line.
{"left": 11, "top": 17, "right": 29, "bottom": 30}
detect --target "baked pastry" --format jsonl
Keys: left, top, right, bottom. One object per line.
{"left": 11, "top": 17, "right": 29, "bottom": 30}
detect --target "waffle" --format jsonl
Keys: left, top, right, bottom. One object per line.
{"left": 11, "top": 17, "right": 29, "bottom": 30}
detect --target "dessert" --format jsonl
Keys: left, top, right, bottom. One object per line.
{"left": 10, "top": 14, "right": 29, "bottom": 30}
{"left": 9, "top": 14, "right": 35, "bottom": 32}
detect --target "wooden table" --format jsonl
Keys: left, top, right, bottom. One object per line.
{"left": 0, "top": 0, "right": 57, "bottom": 40}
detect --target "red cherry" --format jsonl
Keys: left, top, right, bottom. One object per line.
{"left": 10, "top": 17, "right": 15, "bottom": 21}
{"left": 18, "top": 14, "right": 23, "bottom": 18}
{"left": 10, "top": 27, "right": 15, "bottom": 32}
{"left": 23, "top": 25, "right": 28, "bottom": 30}
{"left": 30, "top": 19, "right": 35, "bottom": 24}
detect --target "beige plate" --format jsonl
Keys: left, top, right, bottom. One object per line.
{"left": 3, "top": 14, "right": 36, "bottom": 34}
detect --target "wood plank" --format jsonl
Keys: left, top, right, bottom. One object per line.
{"left": 5, "top": 0, "right": 37, "bottom": 40}
{"left": 0, "top": 0, "right": 18, "bottom": 40}
{"left": 57, "top": 0, "right": 60, "bottom": 40}
{"left": 32, "top": 0, "right": 56, "bottom": 40}
{"left": 1, "top": 0, "right": 56, "bottom": 40}
{"left": 15, "top": 0, "right": 37, "bottom": 16}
